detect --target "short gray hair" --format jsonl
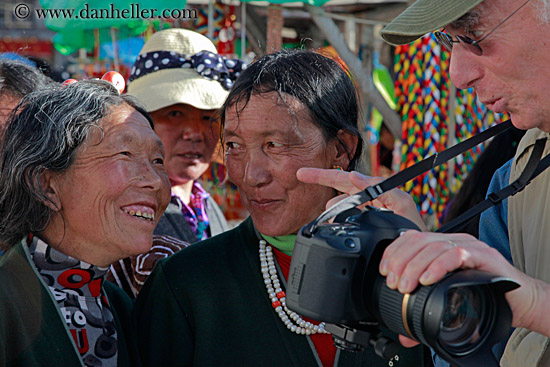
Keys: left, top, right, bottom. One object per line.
{"left": 0, "top": 80, "right": 153, "bottom": 249}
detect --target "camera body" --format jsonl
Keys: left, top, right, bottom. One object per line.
{"left": 287, "top": 207, "right": 415, "bottom": 324}
{"left": 287, "top": 207, "right": 519, "bottom": 367}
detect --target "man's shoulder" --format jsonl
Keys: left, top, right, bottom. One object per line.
{"left": 490, "top": 158, "right": 513, "bottom": 189}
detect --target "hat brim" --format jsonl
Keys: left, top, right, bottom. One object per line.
{"left": 128, "top": 68, "right": 229, "bottom": 112}
{"left": 380, "top": 0, "right": 485, "bottom": 45}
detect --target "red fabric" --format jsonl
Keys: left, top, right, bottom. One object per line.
{"left": 272, "top": 247, "right": 337, "bottom": 367}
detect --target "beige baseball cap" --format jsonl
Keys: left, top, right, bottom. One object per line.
{"left": 127, "top": 28, "right": 230, "bottom": 112}
{"left": 380, "top": 0, "right": 485, "bottom": 45}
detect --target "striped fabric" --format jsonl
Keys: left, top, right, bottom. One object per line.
{"left": 107, "top": 235, "right": 190, "bottom": 298}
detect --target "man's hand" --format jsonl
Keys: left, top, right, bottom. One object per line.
{"left": 296, "top": 168, "right": 426, "bottom": 230}
{"left": 380, "top": 230, "right": 550, "bottom": 339}
{"left": 296, "top": 167, "right": 550, "bottom": 341}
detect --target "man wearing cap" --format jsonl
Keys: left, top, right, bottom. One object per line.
{"left": 108, "top": 29, "right": 245, "bottom": 298}
{"left": 299, "top": 0, "right": 550, "bottom": 366}
{"left": 380, "top": 0, "right": 550, "bottom": 366}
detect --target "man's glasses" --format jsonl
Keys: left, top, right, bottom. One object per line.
{"left": 434, "top": 0, "right": 532, "bottom": 56}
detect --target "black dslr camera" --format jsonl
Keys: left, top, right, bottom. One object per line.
{"left": 286, "top": 206, "right": 519, "bottom": 367}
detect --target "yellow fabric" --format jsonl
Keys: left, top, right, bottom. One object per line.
{"left": 502, "top": 128, "right": 550, "bottom": 367}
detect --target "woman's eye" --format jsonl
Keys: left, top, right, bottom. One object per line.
{"left": 153, "top": 157, "right": 164, "bottom": 165}
{"left": 225, "top": 142, "right": 240, "bottom": 149}
{"left": 168, "top": 111, "right": 183, "bottom": 118}
{"left": 119, "top": 151, "right": 131, "bottom": 156}
{"left": 267, "top": 142, "right": 284, "bottom": 148}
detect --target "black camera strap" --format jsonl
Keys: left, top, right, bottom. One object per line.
{"left": 437, "top": 138, "right": 549, "bottom": 233}
{"left": 305, "top": 120, "right": 513, "bottom": 235}
{"left": 361, "top": 120, "right": 513, "bottom": 202}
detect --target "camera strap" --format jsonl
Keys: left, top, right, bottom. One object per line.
{"left": 306, "top": 121, "right": 550, "bottom": 236}
{"left": 305, "top": 120, "right": 513, "bottom": 235}
{"left": 437, "top": 138, "right": 549, "bottom": 233}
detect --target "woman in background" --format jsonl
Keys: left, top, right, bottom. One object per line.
{"left": 109, "top": 29, "right": 246, "bottom": 297}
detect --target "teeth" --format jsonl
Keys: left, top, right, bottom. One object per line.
{"left": 123, "top": 208, "right": 154, "bottom": 221}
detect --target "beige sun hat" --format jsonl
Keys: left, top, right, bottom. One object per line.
{"left": 380, "top": 0, "right": 484, "bottom": 46}
{"left": 127, "top": 28, "right": 230, "bottom": 112}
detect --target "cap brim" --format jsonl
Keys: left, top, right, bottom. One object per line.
{"left": 128, "top": 68, "right": 229, "bottom": 112}
{"left": 380, "top": 0, "right": 484, "bottom": 45}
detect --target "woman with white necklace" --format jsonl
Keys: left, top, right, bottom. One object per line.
{"left": 134, "top": 50, "right": 429, "bottom": 366}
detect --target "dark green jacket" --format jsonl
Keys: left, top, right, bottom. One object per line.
{"left": 135, "top": 218, "right": 430, "bottom": 366}
{"left": 0, "top": 241, "right": 139, "bottom": 367}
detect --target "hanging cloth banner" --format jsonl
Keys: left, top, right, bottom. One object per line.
{"left": 394, "top": 33, "right": 509, "bottom": 225}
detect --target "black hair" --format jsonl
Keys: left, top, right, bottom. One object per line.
{"left": 220, "top": 49, "right": 363, "bottom": 170}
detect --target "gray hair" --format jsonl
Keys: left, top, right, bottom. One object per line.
{"left": 537, "top": 0, "right": 550, "bottom": 23}
{"left": 0, "top": 59, "right": 53, "bottom": 99}
{"left": 450, "top": 0, "right": 550, "bottom": 31}
{"left": 0, "top": 80, "right": 153, "bottom": 249}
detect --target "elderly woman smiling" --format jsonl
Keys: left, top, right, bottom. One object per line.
{"left": 134, "top": 50, "right": 428, "bottom": 366}
{"left": 0, "top": 80, "right": 170, "bottom": 366}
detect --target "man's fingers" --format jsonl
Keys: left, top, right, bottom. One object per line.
{"left": 398, "top": 334, "right": 420, "bottom": 348}
{"left": 349, "top": 170, "right": 384, "bottom": 189}
{"left": 297, "top": 168, "right": 358, "bottom": 194}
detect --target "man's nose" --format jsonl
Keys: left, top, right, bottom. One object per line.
{"left": 448, "top": 45, "right": 483, "bottom": 90}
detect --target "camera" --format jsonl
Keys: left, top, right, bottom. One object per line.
{"left": 286, "top": 206, "right": 519, "bottom": 367}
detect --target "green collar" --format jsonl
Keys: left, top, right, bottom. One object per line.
{"left": 260, "top": 234, "right": 296, "bottom": 256}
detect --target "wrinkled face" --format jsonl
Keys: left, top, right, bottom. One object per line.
{"left": 447, "top": 0, "right": 550, "bottom": 131}
{"left": 45, "top": 105, "right": 171, "bottom": 267}
{"left": 224, "top": 92, "right": 346, "bottom": 236}
{"left": 150, "top": 104, "right": 219, "bottom": 187}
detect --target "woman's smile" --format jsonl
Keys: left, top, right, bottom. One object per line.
{"left": 224, "top": 92, "right": 343, "bottom": 237}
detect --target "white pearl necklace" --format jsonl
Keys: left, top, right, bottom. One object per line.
{"left": 259, "top": 239, "right": 330, "bottom": 335}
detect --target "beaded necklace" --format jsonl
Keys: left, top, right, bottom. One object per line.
{"left": 259, "top": 239, "right": 330, "bottom": 335}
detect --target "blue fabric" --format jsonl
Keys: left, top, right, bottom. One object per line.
{"left": 479, "top": 159, "right": 513, "bottom": 264}
{"left": 433, "top": 159, "right": 514, "bottom": 367}
{"left": 129, "top": 50, "right": 246, "bottom": 90}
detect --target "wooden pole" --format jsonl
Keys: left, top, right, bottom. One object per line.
{"left": 304, "top": 4, "right": 402, "bottom": 139}
{"left": 266, "top": 4, "right": 283, "bottom": 52}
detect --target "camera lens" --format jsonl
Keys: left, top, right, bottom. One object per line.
{"left": 374, "top": 276, "right": 499, "bottom": 359}
{"left": 439, "top": 287, "right": 486, "bottom": 351}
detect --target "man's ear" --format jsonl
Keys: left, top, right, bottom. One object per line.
{"left": 333, "top": 129, "right": 359, "bottom": 170}
{"left": 39, "top": 170, "right": 62, "bottom": 211}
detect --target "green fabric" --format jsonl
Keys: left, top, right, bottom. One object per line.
{"left": 260, "top": 233, "right": 296, "bottom": 255}
{"left": 52, "top": 24, "right": 147, "bottom": 55}
{"left": 134, "top": 217, "right": 430, "bottom": 367}
{"left": 371, "top": 65, "right": 397, "bottom": 136}
{"left": 0, "top": 240, "right": 139, "bottom": 367}
{"left": 380, "top": 0, "right": 484, "bottom": 45}
{"left": 38, "top": 0, "right": 185, "bottom": 54}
